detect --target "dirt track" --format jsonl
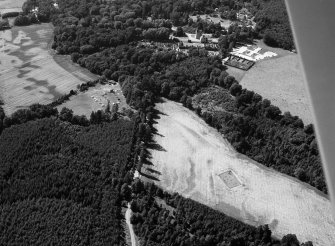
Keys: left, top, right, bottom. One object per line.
{"left": 146, "top": 99, "right": 335, "bottom": 245}
{"left": 125, "top": 203, "right": 137, "bottom": 246}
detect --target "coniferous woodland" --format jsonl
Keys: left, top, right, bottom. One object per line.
{"left": 0, "top": 0, "right": 315, "bottom": 245}
{"left": 0, "top": 114, "right": 136, "bottom": 245}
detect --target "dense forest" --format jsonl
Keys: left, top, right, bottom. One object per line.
{"left": 0, "top": 116, "right": 136, "bottom": 244}
{"left": 254, "top": 0, "right": 294, "bottom": 50}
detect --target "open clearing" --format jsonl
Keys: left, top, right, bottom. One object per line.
{"left": 240, "top": 54, "right": 313, "bottom": 124}
{"left": 144, "top": 99, "right": 335, "bottom": 246}
{"left": 57, "top": 82, "right": 129, "bottom": 118}
{"left": 0, "top": 23, "right": 98, "bottom": 115}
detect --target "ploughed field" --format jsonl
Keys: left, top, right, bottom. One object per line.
{"left": 0, "top": 23, "right": 98, "bottom": 116}
{"left": 144, "top": 99, "right": 335, "bottom": 246}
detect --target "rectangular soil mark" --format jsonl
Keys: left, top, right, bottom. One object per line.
{"left": 218, "top": 170, "right": 241, "bottom": 189}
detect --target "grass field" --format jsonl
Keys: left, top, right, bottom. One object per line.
{"left": 144, "top": 99, "right": 335, "bottom": 246}
{"left": 253, "top": 39, "right": 293, "bottom": 58}
{"left": 239, "top": 54, "right": 313, "bottom": 124}
{"left": 57, "top": 82, "right": 129, "bottom": 118}
{"left": 0, "top": 23, "right": 98, "bottom": 115}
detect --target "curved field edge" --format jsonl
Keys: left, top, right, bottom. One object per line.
{"left": 240, "top": 54, "right": 313, "bottom": 124}
{"left": 145, "top": 99, "right": 335, "bottom": 246}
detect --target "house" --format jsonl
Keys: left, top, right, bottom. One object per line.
{"left": 186, "top": 29, "right": 213, "bottom": 43}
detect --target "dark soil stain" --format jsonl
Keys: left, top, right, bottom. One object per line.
{"left": 183, "top": 157, "right": 196, "bottom": 194}
{"left": 26, "top": 77, "right": 62, "bottom": 98}
{"left": 209, "top": 174, "right": 215, "bottom": 196}
{"left": 23, "top": 85, "right": 34, "bottom": 91}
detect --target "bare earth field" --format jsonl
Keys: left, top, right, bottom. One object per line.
{"left": 145, "top": 99, "right": 335, "bottom": 246}
{"left": 240, "top": 54, "right": 313, "bottom": 124}
{"left": 0, "top": 23, "right": 98, "bottom": 115}
{"left": 57, "top": 83, "right": 129, "bottom": 118}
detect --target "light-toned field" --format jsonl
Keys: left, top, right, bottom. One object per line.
{"left": 145, "top": 99, "right": 335, "bottom": 246}
{"left": 240, "top": 54, "right": 313, "bottom": 124}
{"left": 57, "top": 83, "right": 129, "bottom": 118}
{"left": 0, "top": 23, "right": 98, "bottom": 115}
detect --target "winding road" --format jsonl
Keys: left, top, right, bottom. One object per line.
{"left": 125, "top": 203, "right": 137, "bottom": 246}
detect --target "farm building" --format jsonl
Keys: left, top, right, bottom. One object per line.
{"left": 186, "top": 29, "right": 218, "bottom": 44}
{"left": 230, "top": 46, "right": 278, "bottom": 62}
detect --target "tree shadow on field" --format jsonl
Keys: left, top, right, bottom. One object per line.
{"left": 146, "top": 167, "right": 161, "bottom": 175}
{"left": 140, "top": 171, "right": 160, "bottom": 182}
{"left": 151, "top": 127, "right": 164, "bottom": 137}
{"left": 150, "top": 108, "right": 167, "bottom": 125}
{"left": 140, "top": 99, "right": 169, "bottom": 182}
{"left": 143, "top": 158, "right": 154, "bottom": 166}
{"left": 146, "top": 141, "right": 166, "bottom": 152}
{"left": 151, "top": 106, "right": 168, "bottom": 137}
